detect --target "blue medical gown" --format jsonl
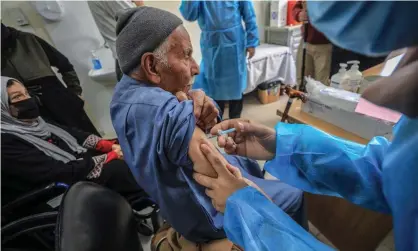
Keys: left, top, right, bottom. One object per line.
{"left": 110, "top": 76, "right": 302, "bottom": 242}
{"left": 179, "top": 1, "right": 259, "bottom": 100}
{"left": 224, "top": 117, "right": 418, "bottom": 251}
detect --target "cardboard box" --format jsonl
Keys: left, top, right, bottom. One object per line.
{"left": 258, "top": 88, "right": 280, "bottom": 104}
{"left": 270, "top": 0, "right": 287, "bottom": 27}
{"left": 301, "top": 99, "right": 393, "bottom": 140}
{"left": 257, "top": 81, "right": 281, "bottom": 104}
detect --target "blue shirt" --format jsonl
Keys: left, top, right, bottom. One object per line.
{"left": 110, "top": 76, "right": 303, "bottom": 242}
{"left": 224, "top": 117, "right": 418, "bottom": 251}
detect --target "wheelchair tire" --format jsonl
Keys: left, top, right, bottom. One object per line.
{"left": 1, "top": 212, "right": 58, "bottom": 245}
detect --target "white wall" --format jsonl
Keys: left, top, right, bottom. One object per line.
{"left": 1, "top": 1, "right": 53, "bottom": 44}
{"left": 1, "top": 0, "right": 269, "bottom": 137}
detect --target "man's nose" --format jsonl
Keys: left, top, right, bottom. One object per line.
{"left": 191, "top": 58, "right": 200, "bottom": 76}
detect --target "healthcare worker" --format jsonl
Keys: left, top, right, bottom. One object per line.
{"left": 179, "top": 0, "right": 259, "bottom": 119}
{"left": 193, "top": 1, "right": 418, "bottom": 250}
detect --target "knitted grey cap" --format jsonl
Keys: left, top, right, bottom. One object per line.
{"left": 116, "top": 7, "right": 183, "bottom": 74}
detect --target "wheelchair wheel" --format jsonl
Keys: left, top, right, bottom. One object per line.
{"left": 2, "top": 212, "right": 58, "bottom": 250}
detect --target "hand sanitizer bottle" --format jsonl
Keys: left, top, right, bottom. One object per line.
{"left": 330, "top": 63, "right": 349, "bottom": 89}
{"left": 91, "top": 50, "right": 102, "bottom": 70}
{"left": 346, "top": 60, "right": 363, "bottom": 92}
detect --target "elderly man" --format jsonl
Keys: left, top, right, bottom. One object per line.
{"left": 110, "top": 7, "right": 304, "bottom": 249}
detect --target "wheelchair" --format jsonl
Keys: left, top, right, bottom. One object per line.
{"left": 2, "top": 182, "right": 163, "bottom": 250}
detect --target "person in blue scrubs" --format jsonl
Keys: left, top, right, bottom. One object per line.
{"left": 193, "top": 1, "right": 418, "bottom": 250}
{"left": 179, "top": 0, "right": 259, "bottom": 119}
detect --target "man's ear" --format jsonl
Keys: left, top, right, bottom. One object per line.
{"left": 141, "top": 52, "right": 161, "bottom": 84}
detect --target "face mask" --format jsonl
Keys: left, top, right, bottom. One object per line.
{"left": 307, "top": 1, "right": 418, "bottom": 56}
{"left": 10, "top": 97, "right": 40, "bottom": 120}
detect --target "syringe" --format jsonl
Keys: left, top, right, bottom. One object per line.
{"left": 207, "top": 128, "right": 237, "bottom": 139}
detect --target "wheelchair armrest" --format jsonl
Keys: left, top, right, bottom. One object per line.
{"left": 2, "top": 183, "right": 68, "bottom": 215}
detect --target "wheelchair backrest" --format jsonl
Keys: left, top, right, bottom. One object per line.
{"left": 56, "top": 182, "right": 143, "bottom": 251}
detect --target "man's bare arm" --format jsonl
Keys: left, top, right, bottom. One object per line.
{"left": 188, "top": 127, "right": 220, "bottom": 178}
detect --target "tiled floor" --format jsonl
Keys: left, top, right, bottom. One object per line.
{"left": 137, "top": 93, "right": 395, "bottom": 250}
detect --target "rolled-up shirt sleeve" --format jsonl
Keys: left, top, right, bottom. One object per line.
{"left": 158, "top": 99, "right": 196, "bottom": 167}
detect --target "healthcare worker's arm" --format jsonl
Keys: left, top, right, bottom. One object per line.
{"left": 239, "top": 1, "right": 259, "bottom": 48}
{"left": 179, "top": 1, "right": 200, "bottom": 22}
{"left": 212, "top": 119, "right": 391, "bottom": 213}
{"left": 265, "top": 123, "right": 391, "bottom": 213}
{"left": 194, "top": 141, "right": 333, "bottom": 251}
{"left": 225, "top": 187, "right": 334, "bottom": 251}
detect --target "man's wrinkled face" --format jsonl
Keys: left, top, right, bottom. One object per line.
{"left": 156, "top": 27, "right": 200, "bottom": 94}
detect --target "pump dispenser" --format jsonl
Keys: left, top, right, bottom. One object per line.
{"left": 345, "top": 60, "right": 363, "bottom": 92}
{"left": 330, "top": 63, "right": 349, "bottom": 89}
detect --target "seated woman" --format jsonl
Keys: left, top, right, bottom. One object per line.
{"left": 1, "top": 77, "right": 145, "bottom": 205}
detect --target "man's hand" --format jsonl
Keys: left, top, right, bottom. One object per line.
{"left": 176, "top": 90, "right": 219, "bottom": 130}
{"left": 246, "top": 47, "right": 255, "bottom": 59}
{"left": 211, "top": 119, "right": 276, "bottom": 160}
{"left": 193, "top": 140, "right": 248, "bottom": 213}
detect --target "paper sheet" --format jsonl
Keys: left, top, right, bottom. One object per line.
{"left": 380, "top": 53, "right": 405, "bottom": 77}
{"left": 355, "top": 98, "right": 401, "bottom": 123}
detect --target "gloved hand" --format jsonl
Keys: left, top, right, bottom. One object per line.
{"left": 193, "top": 140, "right": 248, "bottom": 213}
{"left": 193, "top": 139, "right": 269, "bottom": 213}
{"left": 176, "top": 89, "right": 219, "bottom": 130}
{"left": 210, "top": 119, "right": 276, "bottom": 160}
